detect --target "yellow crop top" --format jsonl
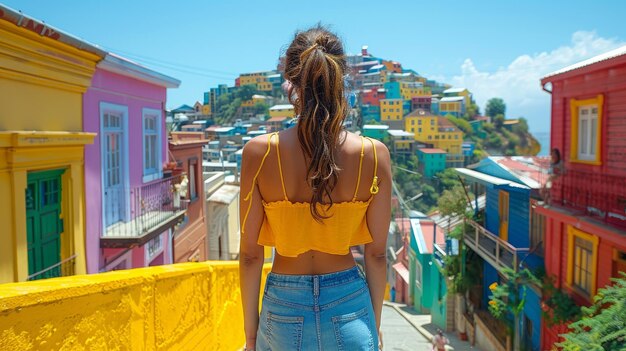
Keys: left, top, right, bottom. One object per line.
{"left": 241, "top": 132, "right": 379, "bottom": 257}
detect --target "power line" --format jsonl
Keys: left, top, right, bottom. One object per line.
{"left": 102, "top": 46, "right": 239, "bottom": 80}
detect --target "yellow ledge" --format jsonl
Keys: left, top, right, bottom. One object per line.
{"left": 0, "top": 261, "right": 272, "bottom": 351}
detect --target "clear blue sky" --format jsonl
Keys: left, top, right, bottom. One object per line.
{"left": 4, "top": 0, "right": 626, "bottom": 133}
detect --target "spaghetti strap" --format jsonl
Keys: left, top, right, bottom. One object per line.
{"left": 241, "top": 133, "right": 275, "bottom": 234}
{"left": 366, "top": 137, "right": 379, "bottom": 195}
{"left": 275, "top": 133, "right": 289, "bottom": 201}
{"left": 352, "top": 136, "right": 366, "bottom": 202}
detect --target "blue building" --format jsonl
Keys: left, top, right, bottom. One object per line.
{"left": 361, "top": 104, "right": 381, "bottom": 122}
{"left": 384, "top": 81, "right": 401, "bottom": 99}
{"left": 455, "top": 156, "right": 549, "bottom": 351}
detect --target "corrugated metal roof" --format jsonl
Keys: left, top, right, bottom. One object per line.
{"left": 440, "top": 96, "right": 465, "bottom": 102}
{"left": 443, "top": 87, "right": 467, "bottom": 93}
{"left": 387, "top": 130, "right": 414, "bottom": 137}
{"left": 455, "top": 168, "right": 530, "bottom": 189}
{"left": 269, "top": 104, "right": 294, "bottom": 110}
{"left": 418, "top": 148, "right": 446, "bottom": 154}
{"left": 542, "top": 45, "right": 626, "bottom": 80}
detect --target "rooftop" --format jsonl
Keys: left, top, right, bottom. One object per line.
{"left": 363, "top": 124, "right": 389, "bottom": 130}
{"left": 542, "top": 44, "right": 626, "bottom": 81}
{"left": 269, "top": 104, "right": 294, "bottom": 110}
{"left": 439, "top": 96, "right": 465, "bottom": 102}
{"left": 387, "top": 130, "right": 414, "bottom": 137}
{"left": 418, "top": 148, "right": 446, "bottom": 154}
{"left": 443, "top": 87, "right": 468, "bottom": 94}
{"left": 266, "top": 116, "right": 291, "bottom": 122}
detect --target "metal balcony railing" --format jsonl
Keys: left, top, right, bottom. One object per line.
{"left": 554, "top": 170, "right": 626, "bottom": 227}
{"left": 464, "top": 220, "right": 529, "bottom": 272}
{"left": 101, "top": 174, "right": 188, "bottom": 248}
{"left": 27, "top": 254, "right": 77, "bottom": 281}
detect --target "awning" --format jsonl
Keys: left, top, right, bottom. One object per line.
{"left": 392, "top": 262, "right": 409, "bottom": 283}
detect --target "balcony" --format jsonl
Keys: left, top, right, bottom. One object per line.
{"left": 554, "top": 170, "right": 626, "bottom": 228}
{"left": 464, "top": 219, "right": 529, "bottom": 273}
{"left": 101, "top": 174, "right": 188, "bottom": 248}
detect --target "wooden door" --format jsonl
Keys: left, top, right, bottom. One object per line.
{"left": 26, "top": 169, "right": 64, "bottom": 280}
{"left": 499, "top": 190, "right": 510, "bottom": 241}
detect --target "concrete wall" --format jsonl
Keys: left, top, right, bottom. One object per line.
{"left": 0, "top": 261, "right": 272, "bottom": 350}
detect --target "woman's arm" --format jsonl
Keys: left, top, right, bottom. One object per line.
{"left": 364, "top": 140, "right": 392, "bottom": 332}
{"left": 239, "top": 136, "right": 269, "bottom": 349}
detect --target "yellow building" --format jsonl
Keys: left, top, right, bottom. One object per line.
{"left": 242, "top": 94, "right": 271, "bottom": 108}
{"left": 380, "top": 99, "right": 404, "bottom": 122}
{"left": 439, "top": 96, "right": 465, "bottom": 117}
{"left": 239, "top": 71, "right": 273, "bottom": 91}
{"left": 257, "top": 81, "right": 273, "bottom": 91}
{"left": 443, "top": 87, "right": 471, "bottom": 107}
{"left": 0, "top": 7, "right": 102, "bottom": 283}
{"left": 269, "top": 104, "right": 295, "bottom": 119}
{"left": 405, "top": 110, "right": 463, "bottom": 157}
{"left": 202, "top": 104, "right": 211, "bottom": 115}
{"left": 399, "top": 82, "right": 426, "bottom": 100}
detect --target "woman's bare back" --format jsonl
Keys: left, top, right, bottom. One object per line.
{"left": 255, "top": 127, "right": 380, "bottom": 274}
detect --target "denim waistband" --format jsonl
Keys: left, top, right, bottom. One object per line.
{"left": 266, "top": 265, "right": 364, "bottom": 288}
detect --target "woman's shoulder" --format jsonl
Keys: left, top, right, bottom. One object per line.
{"left": 242, "top": 133, "right": 274, "bottom": 159}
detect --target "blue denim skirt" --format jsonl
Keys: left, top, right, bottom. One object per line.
{"left": 256, "top": 266, "right": 378, "bottom": 351}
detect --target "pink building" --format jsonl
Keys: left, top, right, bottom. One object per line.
{"left": 83, "top": 54, "right": 181, "bottom": 273}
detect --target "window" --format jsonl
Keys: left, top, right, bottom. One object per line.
{"left": 530, "top": 207, "right": 546, "bottom": 257}
{"left": 428, "top": 136, "right": 432, "bottom": 140}
{"left": 415, "top": 260, "right": 422, "bottom": 288}
{"left": 418, "top": 128, "right": 422, "bottom": 133}
{"left": 411, "top": 120, "right": 415, "bottom": 125}
{"left": 145, "top": 233, "right": 164, "bottom": 264}
{"left": 570, "top": 95, "right": 603, "bottom": 164}
{"left": 418, "top": 120, "right": 422, "bottom": 125}
{"left": 577, "top": 106, "right": 598, "bottom": 161}
{"left": 189, "top": 159, "right": 198, "bottom": 200}
{"left": 142, "top": 108, "right": 162, "bottom": 182}
{"left": 567, "top": 226, "right": 598, "bottom": 297}
{"left": 430, "top": 119, "right": 434, "bottom": 125}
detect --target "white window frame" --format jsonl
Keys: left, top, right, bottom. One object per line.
{"left": 100, "top": 102, "right": 131, "bottom": 230}
{"left": 142, "top": 108, "right": 163, "bottom": 183}
{"left": 415, "top": 260, "right": 423, "bottom": 289}
{"left": 577, "top": 105, "right": 598, "bottom": 161}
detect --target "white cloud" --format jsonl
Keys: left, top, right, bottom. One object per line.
{"left": 445, "top": 31, "right": 625, "bottom": 133}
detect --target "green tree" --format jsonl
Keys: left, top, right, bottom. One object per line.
{"left": 488, "top": 268, "right": 541, "bottom": 351}
{"left": 447, "top": 115, "right": 473, "bottom": 136}
{"left": 494, "top": 114, "right": 505, "bottom": 130}
{"left": 253, "top": 101, "right": 269, "bottom": 116}
{"left": 559, "top": 272, "right": 626, "bottom": 351}
{"left": 486, "top": 98, "right": 506, "bottom": 118}
{"left": 437, "top": 185, "right": 470, "bottom": 293}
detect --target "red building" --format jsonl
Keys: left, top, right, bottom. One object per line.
{"left": 538, "top": 46, "right": 626, "bottom": 349}
{"left": 169, "top": 132, "right": 209, "bottom": 263}
{"left": 361, "top": 88, "right": 386, "bottom": 106}
{"left": 411, "top": 95, "right": 432, "bottom": 111}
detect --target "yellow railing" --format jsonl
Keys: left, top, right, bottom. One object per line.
{"left": 0, "top": 261, "right": 271, "bottom": 351}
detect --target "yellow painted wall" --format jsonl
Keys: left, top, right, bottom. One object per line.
{"left": 269, "top": 107, "right": 295, "bottom": 119}
{"left": 405, "top": 116, "right": 463, "bottom": 154}
{"left": 0, "top": 132, "right": 94, "bottom": 283}
{"left": 440, "top": 101, "right": 462, "bottom": 114}
{"left": 239, "top": 73, "right": 268, "bottom": 87}
{"left": 0, "top": 261, "right": 273, "bottom": 351}
{"left": 0, "top": 17, "right": 100, "bottom": 283}
{"left": 381, "top": 99, "right": 403, "bottom": 121}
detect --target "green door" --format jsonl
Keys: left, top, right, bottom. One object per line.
{"left": 26, "top": 169, "right": 65, "bottom": 280}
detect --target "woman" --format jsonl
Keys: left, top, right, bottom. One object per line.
{"left": 239, "top": 25, "right": 391, "bottom": 351}
{"left": 432, "top": 329, "right": 449, "bottom": 351}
